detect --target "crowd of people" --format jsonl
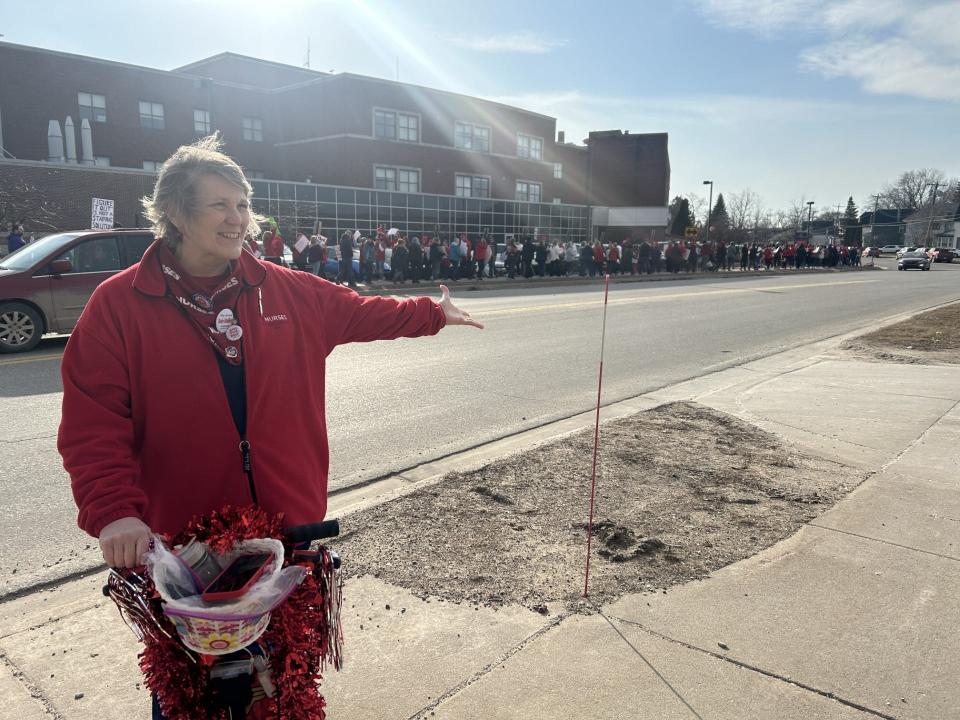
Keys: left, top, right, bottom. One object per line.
{"left": 243, "top": 227, "right": 864, "bottom": 286}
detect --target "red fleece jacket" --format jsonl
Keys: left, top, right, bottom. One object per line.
{"left": 58, "top": 240, "right": 446, "bottom": 537}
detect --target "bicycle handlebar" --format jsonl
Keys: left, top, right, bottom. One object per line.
{"left": 284, "top": 519, "right": 340, "bottom": 543}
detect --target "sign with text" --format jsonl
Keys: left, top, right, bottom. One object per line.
{"left": 91, "top": 198, "right": 114, "bottom": 229}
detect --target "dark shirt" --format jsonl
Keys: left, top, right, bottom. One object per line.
{"left": 7, "top": 232, "right": 25, "bottom": 254}
{"left": 339, "top": 236, "right": 353, "bottom": 260}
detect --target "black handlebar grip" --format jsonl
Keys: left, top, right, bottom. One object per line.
{"left": 284, "top": 519, "right": 340, "bottom": 543}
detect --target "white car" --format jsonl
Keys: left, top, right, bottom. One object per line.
{"left": 878, "top": 244, "right": 903, "bottom": 255}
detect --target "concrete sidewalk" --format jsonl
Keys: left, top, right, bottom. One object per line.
{"left": 1, "top": 307, "right": 957, "bottom": 720}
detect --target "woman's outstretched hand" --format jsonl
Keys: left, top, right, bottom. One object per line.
{"left": 439, "top": 284, "right": 484, "bottom": 329}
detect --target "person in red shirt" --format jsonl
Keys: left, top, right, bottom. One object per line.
{"left": 607, "top": 243, "right": 621, "bottom": 275}
{"left": 57, "top": 137, "right": 483, "bottom": 716}
{"left": 262, "top": 226, "right": 285, "bottom": 266}
{"left": 591, "top": 240, "right": 605, "bottom": 276}
{"left": 474, "top": 236, "right": 488, "bottom": 280}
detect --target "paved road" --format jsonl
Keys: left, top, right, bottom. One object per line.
{"left": 1, "top": 260, "right": 957, "bottom": 597}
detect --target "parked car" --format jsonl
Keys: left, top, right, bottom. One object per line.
{"left": 862, "top": 246, "right": 881, "bottom": 258}
{"left": 0, "top": 229, "right": 154, "bottom": 353}
{"left": 878, "top": 245, "right": 903, "bottom": 255}
{"left": 895, "top": 246, "right": 918, "bottom": 258}
{"left": 930, "top": 247, "right": 955, "bottom": 263}
{"left": 897, "top": 250, "right": 931, "bottom": 271}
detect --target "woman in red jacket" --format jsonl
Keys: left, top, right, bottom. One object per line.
{"left": 59, "top": 134, "right": 483, "bottom": 570}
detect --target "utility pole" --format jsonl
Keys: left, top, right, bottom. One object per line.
{"left": 923, "top": 181, "right": 940, "bottom": 247}
{"left": 304, "top": 37, "right": 311, "bottom": 68}
{"left": 702, "top": 180, "right": 714, "bottom": 246}
{"left": 835, "top": 203, "right": 842, "bottom": 243}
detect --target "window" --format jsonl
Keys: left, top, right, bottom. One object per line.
{"left": 455, "top": 174, "right": 491, "bottom": 198}
{"left": 94, "top": 156, "right": 111, "bottom": 167}
{"left": 373, "top": 109, "right": 419, "bottom": 142}
{"left": 142, "top": 160, "right": 160, "bottom": 172}
{"left": 121, "top": 235, "right": 155, "bottom": 268}
{"left": 398, "top": 168, "right": 420, "bottom": 193}
{"left": 57, "top": 237, "right": 122, "bottom": 274}
{"left": 397, "top": 113, "right": 419, "bottom": 142}
{"left": 375, "top": 166, "right": 397, "bottom": 190}
{"left": 517, "top": 133, "right": 543, "bottom": 160}
{"left": 242, "top": 117, "right": 263, "bottom": 142}
{"left": 455, "top": 122, "right": 491, "bottom": 153}
{"left": 138, "top": 101, "right": 165, "bottom": 129}
{"left": 375, "top": 166, "right": 420, "bottom": 193}
{"left": 246, "top": 169, "right": 266, "bottom": 179}
{"left": 78, "top": 92, "right": 106, "bottom": 123}
{"left": 553, "top": 162, "right": 563, "bottom": 179}
{"left": 553, "top": 197, "right": 562, "bottom": 204}
{"left": 516, "top": 180, "right": 542, "bottom": 203}
{"left": 194, "top": 109, "right": 211, "bottom": 134}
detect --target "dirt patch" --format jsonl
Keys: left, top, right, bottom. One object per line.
{"left": 331, "top": 402, "right": 863, "bottom": 611}
{"left": 842, "top": 302, "right": 960, "bottom": 365}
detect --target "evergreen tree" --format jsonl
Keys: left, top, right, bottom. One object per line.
{"left": 842, "top": 196, "right": 861, "bottom": 245}
{"left": 843, "top": 197, "right": 858, "bottom": 224}
{"left": 709, "top": 193, "right": 730, "bottom": 239}
{"left": 669, "top": 198, "right": 692, "bottom": 237}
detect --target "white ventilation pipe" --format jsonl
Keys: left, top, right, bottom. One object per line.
{"left": 64, "top": 116, "right": 78, "bottom": 163}
{"left": 47, "top": 120, "right": 64, "bottom": 163}
{"left": 80, "top": 118, "right": 94, "bottom": 165}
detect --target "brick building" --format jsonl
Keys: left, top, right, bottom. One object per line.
{"left": 0, "top": 41, "right": 669, "bottom": 243}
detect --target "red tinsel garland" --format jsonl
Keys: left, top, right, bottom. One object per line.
{"left": 129, "top": 505, "right": 340, "bottom": 720}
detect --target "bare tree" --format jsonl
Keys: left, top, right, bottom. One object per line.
{"left": 877, "top": 169, "right": 947, "bottom": 210}
{"left": 686, "top": 192, "right": 707, "bottom": 228}
{"left": 0, "top": 174, "right": 61, "bottom": 231}
{"left": 785, "top": 197, "right": 810, "bottom": 229}
{"left": 727, "top": 189, "right": 760, "bottom": 234}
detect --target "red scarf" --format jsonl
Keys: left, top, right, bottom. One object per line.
{"left": 157, "top": 244, "right": 247, "bottom": 365}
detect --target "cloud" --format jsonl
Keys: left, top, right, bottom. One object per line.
{"left": 803, "top": 38, "right": 960, "bottom": 102}
{"left": 693, "top": 0, "right": 960, "bottom": 103}
{"left": 443, "top": 32, "right": 567, "bottom": 54}
{"left": 694, "top": 0, "right": 825, "bottom": 34}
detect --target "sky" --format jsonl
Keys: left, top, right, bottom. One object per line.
{"left": 1, "top": 0, "right": 958, "bottom": 216}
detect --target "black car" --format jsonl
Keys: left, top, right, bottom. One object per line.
{"left": 897, "top": 250, "right": 931, "bottom": 271}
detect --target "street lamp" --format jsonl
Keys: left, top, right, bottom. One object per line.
{"left": 702, "top": 180, "right": 713, "bottom": 246}
{"left": 805, "top": 201, "right": 815, "bottom": 236}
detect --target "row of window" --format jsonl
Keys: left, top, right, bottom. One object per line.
{"left": 75, "top": 93, "right": 561, "bottom": 170}
{"left": 250, "top": 188, "right": 588, "bottom": 245}
{"left": 374, "top": 165, "right": 550, "bottom": 202}
{"left": 372, "top": 109, "right": 553, "bottom": 165}
{"left": 77, "top": 92, "right": 262, "bottom": 140}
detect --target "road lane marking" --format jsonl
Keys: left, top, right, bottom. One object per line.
{"left": 0, "top": 352, "right": 64, "bottom": 366}
{"left": 474, "top": 278, "right": 881, "bottom": 317}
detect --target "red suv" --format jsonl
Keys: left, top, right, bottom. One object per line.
{"left": 0, "top": 229, "right": 154, "bottom": 352}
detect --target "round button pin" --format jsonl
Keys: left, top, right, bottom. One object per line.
{"left": 225, "top": 346, "right": 238, "bottom": 358}
{"left": 215, "top": 309, "right": 235, "bottom": 333}
{"left": 225, "top": 324, "right": 243, "bottom": 341}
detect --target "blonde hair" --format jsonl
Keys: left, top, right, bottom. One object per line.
{"left": 141, "top": 133, "right": 262, "bottom": 247}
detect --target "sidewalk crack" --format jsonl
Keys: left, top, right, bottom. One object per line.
{"left": 406, "top": 612, "right": 569, "bottom": 719}
{"left": 807, "top": 523, "right": 960, "bottom": 563}
{"left": 602, "top": 614, "right": 900, "bottom": 720}
{"left": 596, "top": 610, "right": 705, "bottom": 719}
{"left": 0, "top": 644, "right": 64, "bottom": 718}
